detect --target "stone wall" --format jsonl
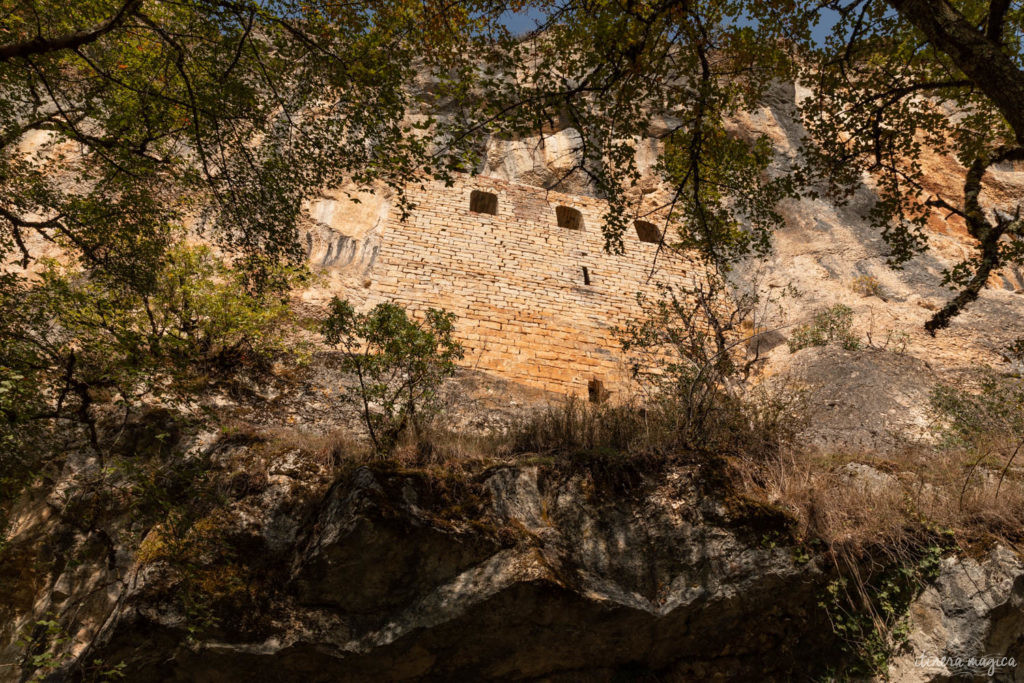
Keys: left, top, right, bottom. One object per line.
{"left": 305, "top": 175, "right": 702, "bottom": 396}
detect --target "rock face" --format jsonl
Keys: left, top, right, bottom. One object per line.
{"left": 6, "top": 73, "right": 1024, "bottom": 682}
{"left": 771, "top": 346, "right": 940, "bottom": 453}
{"left": 890, "top": 547, "right": 1024, "bottom": 681}
{"left": 4, "top": 437, "right": 1024, "bottom": 682}
{"left": 25, "top": 464, "right": 844, "bottom": 682}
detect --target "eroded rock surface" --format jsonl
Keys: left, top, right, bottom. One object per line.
{"left": 890, "top": 547, "right": 1024, "bottom": 682}
{"left": 4, "top": 440, "right": 1024, "bottom": 682}
{"left": 7, "top": 463, "right": 845, "bottom": 681}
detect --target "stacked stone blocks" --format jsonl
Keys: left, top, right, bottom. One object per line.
{"left": 345, "top": 175, "right": 702, "bottom": 396}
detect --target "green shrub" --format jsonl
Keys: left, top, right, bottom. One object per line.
{"left": 0, "top": 365, "right": 44, "bottom": 499}
{"left": 0, "top": 243, "right": 302, "bottom": 482}
{"left": 32, "top": 244, "right": 299, "bottom": 376}
{"left": 930, "top": 372, "right": 1024, "bottom": 448}
{"left": 321, "top": 299, "right": 464, "bottom": 454}
{"left": 614, "top": 272, "right": 796, "bottom": 454}
{"left": 17, "top": 615, "right": 70, "bottom": 682}
{"left": 821, "top": 543, "right": 945, "bottom": 677}
{"left": 788, "top": 304, "right": 860, "bottom": 352}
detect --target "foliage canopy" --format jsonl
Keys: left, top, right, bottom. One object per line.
{"left": 0, "top": 0, "right": 496, "bottom": 286}
{"left": 471, "top": 0, "right": 1024, "bottom": 332}
{"left": 2, "top": 0, "right": 1024, "bottom": 473}
{"left": 3, "top": 0, "right": 1024, "bottom": 331}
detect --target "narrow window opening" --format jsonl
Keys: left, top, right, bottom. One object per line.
{"left": 582, "top": 266, "right": 591, "bottom": 285}
{"left": 469, "top": 190, "right": 498, "bottom": 215}
{"left": 635, "top": 220, "right": 661, "bottom": 244}
{"left": 556, "top": 205, "right": 584, "bottom": 230}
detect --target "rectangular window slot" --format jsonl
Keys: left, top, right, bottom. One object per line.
{"left": 469, "top": 190, "right": 498, "bottom": 215}
{"left": 635, "top": 220, "right": 661, "bottom": 243}
{"left": 582, "top": 266, "right": 591, "bottom": 285}
{"left": 556, "top": 205, "right": 584, "bottom": 230}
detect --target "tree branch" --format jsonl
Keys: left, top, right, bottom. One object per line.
{"left": 886, "top": 0, "right": 1024, "bottom": 142}
{"left": 925, "top": 145, "right": 1024, "bottom": 333}
{"left": 0, "top": 0, "right": 143, "bottom": 62}
{"left": 985, "top": 0, "right": 1011, "bottom": 43}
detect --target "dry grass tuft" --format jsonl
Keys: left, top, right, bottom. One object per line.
{"left": 388, "top": 421, "right": 510, "bottom": 477}
{"left": 216, "top": 420, "right": 371, "bottom": 482}
{"left": 738, "top": 445, "right": 1024, "bottom": 554}
{"left": 504, "top": 388, "right": 798, "bottom": 462}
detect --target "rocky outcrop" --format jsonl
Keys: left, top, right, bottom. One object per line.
{"left": 6, "top": 70, "right": 1024, "bottom": 682}
{"left": 4, "top": 441, "right": 1024, "bottom": 682}
{"left": 9, "top": 462, "right": 843, "bottom": 681}
{"left": 770, "top": 346, "right": 940, "bottom": 453}
{"left": 891, "top": 547, "right": 1024, "bottom": 681}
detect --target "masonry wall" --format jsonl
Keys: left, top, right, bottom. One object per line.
{"left": 310, "top": 175, "right": 703, "bottom": 396}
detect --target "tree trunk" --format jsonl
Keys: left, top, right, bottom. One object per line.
{"left": 886, "top": 0, "right": 1024, "bottom": 143}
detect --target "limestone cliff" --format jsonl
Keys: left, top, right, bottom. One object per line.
{"left": 4, "top": 74, "right": 1024, "bottom": 683}
{"left": 4, "top": 416, "right": 1021, "bottom": 681}
{"left": 299, "top": 77, "right": 1024, "bottom": 451}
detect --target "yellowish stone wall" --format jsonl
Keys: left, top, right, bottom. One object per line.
{"left": 314, "top": 175, "right": 702, "bottom": 396}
